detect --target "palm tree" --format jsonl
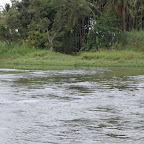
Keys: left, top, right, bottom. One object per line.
{"left": 3, "top": 3, "right": 11, "bottom": 14}
{"left": 96, "top": 0, "right": 137, "bottom": 45}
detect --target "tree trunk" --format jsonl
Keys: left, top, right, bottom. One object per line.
{"left": 47, "top": 29, "right": 53, "bottom": 51}
{"left": 122, "top": 6, "right": 126, "bottom": 46}
{"left": 50, "top": 40, "right": 53, "bottom": 51}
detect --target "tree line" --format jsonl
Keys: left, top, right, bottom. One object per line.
{"left": 0, "top": 0, "right": 144, "bottom": 53}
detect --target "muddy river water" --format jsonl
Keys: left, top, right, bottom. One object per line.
{"left": 0, "top": 68, "right": 144, "bottom": 144}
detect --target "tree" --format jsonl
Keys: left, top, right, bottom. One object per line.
{"left": 41, "top": 0, "right": 92, "bottom": 51}
{"left": 87, "top": 10, "right": 118, "bottom": 50}
{"left": 97, "top": 0, "right": 136, "bottom": 45}
{"left": 0, "top": 2, "right": 20, "bottom": 41}
{"left": 27, "top": 21, "right": 47, "bottom": 48}
{"left": 16, "top": 0, "right": 33, "bottom": 39}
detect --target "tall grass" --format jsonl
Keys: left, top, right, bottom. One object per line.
{"left": 114, "top": 30, "right": 144, "bottom": 51}
{"left": 126, "top": 31, "right": 144, "bottom": 51}
{"left": 0, "top": 41, "right": 35, "bottom": 57}
{"left": 126, "top": 31, "right": 144, "bottom": 46}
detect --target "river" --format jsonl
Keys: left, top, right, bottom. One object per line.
{"left": 0, "top": 68, "right": 144, "bottom": 144}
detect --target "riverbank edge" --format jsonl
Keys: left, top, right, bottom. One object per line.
{"left": 0, "top": 49, "right": 144, "bottom": 70}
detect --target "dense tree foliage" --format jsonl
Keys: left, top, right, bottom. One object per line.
{"left": 0, "top": 0, "right": 144, "bottom": 53}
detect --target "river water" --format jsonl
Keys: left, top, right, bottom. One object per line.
{"left": 0, "top": 68, "right": 144, "bottom": 144}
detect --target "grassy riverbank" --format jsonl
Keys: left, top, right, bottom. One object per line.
{"left": 0, "top": 42, "right": 144, "bottom": 70}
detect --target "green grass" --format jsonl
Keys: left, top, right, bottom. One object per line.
{"left": 0, "top": 41, "right": 35, "bottom": 57}
{"left": 114, "top": 30, "right": 144, "bottom": 51}
{"left": 81, "top": 50, "right": 144, "bottom": 61}
{"left": 126, "top": 30, "right": 144, "bottom": 48}
{"left": 1, "top": 41, "right": 144, "bottom": 70}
